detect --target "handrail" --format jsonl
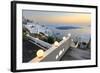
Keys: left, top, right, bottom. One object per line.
{"left": 26, "top": 34, "right": 52, "bottom": 49}
{"left": 30, "top": 35, "right": 71, "bottom": 63}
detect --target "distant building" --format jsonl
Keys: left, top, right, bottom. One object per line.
{"left": 23, "top": 22, "right": 53, "bottom": 36}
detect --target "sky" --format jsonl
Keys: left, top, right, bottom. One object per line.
{"left": 22, "top": 10, "right": 91, "bottom": 25}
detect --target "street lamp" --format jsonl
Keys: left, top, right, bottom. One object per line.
{"left": 68, "top": 33, "right": 71, "bottom": 37}
{"left": 63, "top": 36, "right": 66, "bottom": 40}
{"left": 54, "top": 41, "right": 59, "bottom": 47}
{"left": 36, "top": 49, "right": 44, "bottom": 58}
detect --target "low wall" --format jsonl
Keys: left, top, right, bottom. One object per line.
{"left": 26, "top": 34, "right": 52, "bottom": 49}
{"left": 41, "top": 36, "right": 71, "bottom": 61}
{"left": 31, "top": 36, "right": 71, "bottom": 63}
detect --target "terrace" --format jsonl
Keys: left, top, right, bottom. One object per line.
{"left": 23, "top": 22, "right": 91, "bottom": 63}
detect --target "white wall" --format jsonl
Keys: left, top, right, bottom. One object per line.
{"left": 0, "top": 0, "right": 99, "bottom": 73}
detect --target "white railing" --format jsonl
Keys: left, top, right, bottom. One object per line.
{"left": 30, "top": 34, "right": 71, "bottom": 63}
{"left": 26, "top": 34, "right": 52, "bottom": 49}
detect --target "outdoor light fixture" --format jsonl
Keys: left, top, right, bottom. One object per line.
{"left": 36, "top": 49, "right": 44, "bottom": 58}
{"left": 63, "top": 36, "right": 66, "bottom": 40}
{"left": 68, "top": 33, "right": 71, "bottom": 37}
{"left": 54, "top": 41, "right": 59, "bottom": 47}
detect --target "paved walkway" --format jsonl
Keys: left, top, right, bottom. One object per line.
{"left": 60, "top": 47, "right": 90, "bottom": 61}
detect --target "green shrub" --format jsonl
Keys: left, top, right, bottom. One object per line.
{"left": 47, "top": 36, "right": 55, "bottom": 44}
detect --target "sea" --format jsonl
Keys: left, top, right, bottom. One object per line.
{"left": 46, "top": 24, "right": 91, "bottom": 43}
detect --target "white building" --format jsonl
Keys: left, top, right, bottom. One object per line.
{"left": 24, "top": 22, "right": 52, "bottom": 36}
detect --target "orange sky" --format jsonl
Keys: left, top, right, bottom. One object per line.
{"left": 23, "top": 10, "right": 91, "bottom": 25}
{"left": 33, "top": 14, "right": 91, "bottom": 24}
